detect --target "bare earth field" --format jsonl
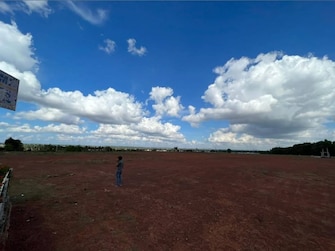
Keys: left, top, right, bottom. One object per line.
{"left": 1, "top": 151, "right": 335, "bottom": 250}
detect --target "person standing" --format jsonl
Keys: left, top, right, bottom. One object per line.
{"left": 116, "top": 156, "right": 124, "bottom": 187}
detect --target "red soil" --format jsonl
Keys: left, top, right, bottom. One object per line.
{"left": 1, "top": 151, "right": 335, "bottom": 250}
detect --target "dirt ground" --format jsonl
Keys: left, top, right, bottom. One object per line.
{"left": 1, "top": 151, "right": 335, "bottom": 250}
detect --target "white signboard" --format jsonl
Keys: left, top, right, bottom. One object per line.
{"left": 0, "top": 69, "right": 20, "bottom": 111}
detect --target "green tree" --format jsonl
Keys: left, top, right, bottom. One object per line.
{"left": 4, "top": 137, "right": 24, "bottom": 151}
{"left": 65, "top": 145, "right": 83, "bottom": 152}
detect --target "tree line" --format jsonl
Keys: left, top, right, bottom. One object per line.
{"left": 1, "top": 137, "right": 334, "bottom": 156}
{"left": 270, "top": 139, "right": 334, "bottom": 156}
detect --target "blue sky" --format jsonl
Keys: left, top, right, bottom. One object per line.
{"left": 0, "top": 1, "right": 335, "bottom": 150}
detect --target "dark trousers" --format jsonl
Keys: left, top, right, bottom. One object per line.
{"left": 116, "top": 171, "right": 122, "bottom": 186}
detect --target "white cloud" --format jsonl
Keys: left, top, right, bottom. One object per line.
{"left": 0, "top": 20, "right": 187, "bottom": 148}
{"left": 183, "top": 52, "right": 335, "bottom": 146}
{"left": 93, "top": 116, "right": 185, "bottom": 145}
{"left": 33, "top": 87, "right": 145, "bottom": 125}
{"left": 65, "top": 0, "right": 108, "bottom": 25}
{"left": 22, "top": 0, "right": 52, "bottom": 17}
{"left": 0, "top": 5, "right": 183, "bottom": 149}
{"left": 0, "top": 21, "right": 39, "bottom": 72}
{"left": 209, "top": 128, "right": 255, "bottom": 144}
{"left": 0, "top": 115, "right": 186, "bottom": 147}
{"left": 149, "top": 86, "right": 184, "bottom": 117}
{"left": 33, "top": 123, "right": 86, "bottom": 134}
{"left": 208, "top": 123, "right": 335, "bottom": 151}
{"left": 0, "top": 26, "right": 145, "bottom": 124}
{"left": 0, "top": 1, "right": 13, "bottom": 14}
{"left": 208, "top": 126, "right": 274, "bottom": 150}
{"left": 99, "top": 39, "right": 116, "bottom": 54}
{"left": 1, "top": 116, "right": 185, "bottom": 147}
{"left": 136, "top": 116, "right": 184, "bottom": 139}
{"left": 0, "top": 123, "right": 33, "bottom": 133}
{"left": 149, "top": 86, "right": 173, "bottom": 102}
{"left": 0, "top": 1, "right": 106, "bottom": 25}
{"left": 14, "top": 107, "right": 83, "bottom": 125}
{"left": 127, "top": 38, "right": 147, "bottom": 56}
{"left": 0, "top": 122, "right": 85, "bottom": 134}
{"left": 1, "top": 0, "right": 104, "bottom": 22}
{"left": 5, "top": 17, "right": 334, "bottom": 150}
{"left": 0, "top": 1, "right": 51, "bottom": 17}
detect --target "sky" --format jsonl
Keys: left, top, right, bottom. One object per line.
{"left": 0, "top": 1, "right": 335, "bottom": 151}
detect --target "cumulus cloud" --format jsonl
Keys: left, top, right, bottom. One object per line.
{"left": 149, "top": 86, "right": 184, "bottom": 117}
{"left": 99, "top": 39, "right": 116, "bottom": 54}
{"left": 22, "top": 0, "right": 51, "bottom": 17}
{"left": 0, "top": 23, "right": 144, "bottom": 125}
{"left": 0, "top": 21, "right": 39, "bottom": 72}
{"left": 127, "top": 38, "right": 147, "bottom": 56}
{"left": 31, "top": 88, "right": 144, "bottom": 125}
{"left": 34, "top": 123, "right": 86, "bottom": 134}
{"left": 0, "top": 122, "right": 85, "bottom": 134}
{"left": 93, "top": 116, "right": 185, "bottom": 145}
{"left": 65, "top": 0, "right": 108, "bottom": 25}
{"left": 209, "top": 128, "right": 255, "bottom": 144}
{"left": 183, "top": 52, "right": 335, "bottom": 146}
{"left": 136, "top": 116, "right": 184, "bottom": 139}
{"left": 0, "top": 20, "right": 186, "bottom": 147}
{"left": 14, "top": 107, "right": 83, "bottom": 125}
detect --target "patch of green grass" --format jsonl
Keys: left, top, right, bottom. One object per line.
{"left": 0, "top": 164, "right": 11, "bottom": 176}
{"left": 9, "top": 178, "right": 54, "bottom": 204}
{"left": 117, "top": 212, "right": 136, "bottom": 223}
{"left": 86, "top": 159, "right": 109, "bottom": 164}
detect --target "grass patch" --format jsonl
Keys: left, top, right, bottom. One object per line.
{"left": 9, "top": 178, "right": 54, "bottom": 204}
{"left": 117, "top": 212, "right": 136, "bottom": 223}
{"left": 0, "top": 164, "right": 11, "bottom": 176}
